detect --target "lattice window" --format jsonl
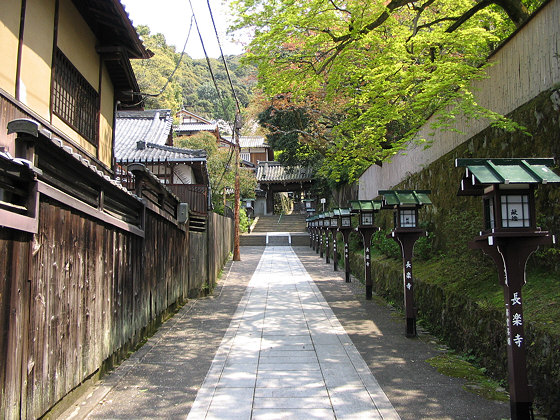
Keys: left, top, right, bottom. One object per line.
{"left": 501, "top": 194, "right": 530, "bottom": 228}
{"left": 52, "top": 49, "right": 99, "bottom": 145}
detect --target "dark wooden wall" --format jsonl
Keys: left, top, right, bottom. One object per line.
{"left": 0, "top": 197, "right": 233, "bottom": 419}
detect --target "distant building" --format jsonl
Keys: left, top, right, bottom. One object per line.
{"left": 116, "top": 109, "right": 210, "bottom": 215}
{"left": 238, "top": 136, "right": 275, "bottom": 166}
{"left": 255, "top": 161, "right": 314, "bottom": 215}
{"left": 174, "top": 109, "right": 220, "bottom": 138}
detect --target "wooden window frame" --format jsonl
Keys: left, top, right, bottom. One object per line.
{"left": 52, "top": 48, "right": 99, "bottom": 146}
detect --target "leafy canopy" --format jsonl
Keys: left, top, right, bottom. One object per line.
{"left": 231, "top": 0, "right": 538, "bottom": 184}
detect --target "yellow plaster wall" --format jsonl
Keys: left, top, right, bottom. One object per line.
{"left": 98, "top": 65, "right": 115, "bottom": 166}
{"left": 52, "top": 114, "right": 97, "bottom": 155}
{"left": 19, "top": 0, "right": 54, "bottom": 120}
{"left": 2, "top": 0, "right": 118, "bottom": 168}
{"left": 57, "top": 0, "right": 99, "bottom": 87}
{"left": 54, "top": 0, "right": 101, "bottom": 152}
{"left": 0, "top": 0, "right": 21, "bottom": 95}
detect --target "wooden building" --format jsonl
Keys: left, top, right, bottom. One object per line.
{"left": 239, "top": 136, "right": 274, "bottom": 167}
{"left": 116, "top": 109, "right": 210, "bottom": 217}
{"left": 0, "top": 1, "right": 234, "bottom": 418}
{"left": 174, "top": 109, "right": 220, "bottom": 139}
{"left": 0, "top": 0, "right": 152, "bottom": 169}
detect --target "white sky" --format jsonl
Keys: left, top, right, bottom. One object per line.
{"left": 120, "top": 0, "right": 248, "bottom": 59}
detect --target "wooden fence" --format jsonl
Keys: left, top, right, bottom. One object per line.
{"left": 0, "top": 128, "right": 233, "bottom": 419}
{"left": 169, "top": 184, "right": 208, "bottom": 215}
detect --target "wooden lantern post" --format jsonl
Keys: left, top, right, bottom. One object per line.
{"left": 318, "top": 213, "right": 325, "bottom": 258}
{"left": 306, "top": 217, "right": 313, "bottom": 248}
{"left": 323, "top": 212, "right": 331, "bottom": 264}
{"left": 456, "top": 158, "right": 560, "bottom": 420}
{"left": 338, "top": 208, "right": 353, "bottom": 283}
{"left": 379, "top": 190, "right": 432, "bottom": 338}
{"left": 330, "top": 210, "right": 341, "bottom": 271}
{"left": 350, "top": 200, "right": 382, "bottom": 300}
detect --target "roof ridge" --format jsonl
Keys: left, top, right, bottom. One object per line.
{"left": 146, "top": 142, "right": 206, "bottom": 156}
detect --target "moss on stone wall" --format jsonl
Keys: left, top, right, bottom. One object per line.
{"left": 350, "top": 87, "right": 560, "bottom": 417}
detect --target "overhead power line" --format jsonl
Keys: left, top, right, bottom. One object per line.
{"left": 187, "top": 0, "right": 233, "bottom": 128}
{"left": 120, "top": 13, "right": 195, "bottom": 107}
{"left": 206, "top": 0, "right": 241, "bottom": 114}
{"left": 187, "top": 0, "right": 238, "bottom": 196}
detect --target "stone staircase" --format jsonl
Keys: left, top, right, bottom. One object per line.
{"left": 252, "top": 214, "right": 308, "bottom": 233}
{"left": 241, "top": 214, "right": 309, "bottom": 246}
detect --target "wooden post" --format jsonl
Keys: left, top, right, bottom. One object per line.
{"left": 325, "top": 229, "right": 330, "bottom": 264}
{"left": 319, "top": 228, "right": 324, "bottom": 258}
{"left": 357, "top": 228, "right": 378, "bottom": 300}
{"left": 331, "top": 229, "right": 338, "bottom": 271}
{"left": 340, "top": 229, "right": 352, "bottom": 282}
{"left": 471, "top": 234, "right": 551, "bottom": 420}
{"left": 233, "top": 115, "right": 241, "bottom": 261}
{"left": 390, "top": 229, "right": 424, "bottom": 337}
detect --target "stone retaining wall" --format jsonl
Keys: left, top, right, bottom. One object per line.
{"left": 348, "top": 252, "right": 560, "bottom": 418}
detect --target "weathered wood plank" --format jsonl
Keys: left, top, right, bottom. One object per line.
{"left": 1, "top": 188, "right": 233, "bottom": 418}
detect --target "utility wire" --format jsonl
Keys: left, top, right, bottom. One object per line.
{"left": 152, "top": 14, "right": 195, "bottom": 97}
{"left": 206, "top": 0, "right": 241, "bottom": 114}
{"left": 120, "top": 13, "right": 195, "bottom": 107}
{"left": 187, "top": 0, "right": 238, "bottom": 195}
{"left": 187, "top": 0, "right": 233, "bottom": 130}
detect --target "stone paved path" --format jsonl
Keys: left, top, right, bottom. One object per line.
{"left": 187, "top": 246, "right": 399, "bottom": 420}
{"left": 60, "top": 245, "right": 509, "bottom": 420}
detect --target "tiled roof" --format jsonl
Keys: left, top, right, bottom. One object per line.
{"left": 225, "top": 136, "right": 269, "bottom": 148}
{"left": 175, "top": 109, "right": 212, "bottom": 124}
{"left": 116, "top": 142, "right": 206, "bottom": 163}
{"left": 5, "top": 118, "right": 140, "bottom": 200}
{"left": 174, "top": 123, "right": 218, "bottom": 133}
{"left": 241, "top": 137, "right": 269, "bottom": 148}
{"left": 116, "top": 109, "right": 172, "bottom": 147}
{"left": 256, "top": 162, "right": 313, "bottom": 183}
{"left": 115, "top": 110, "right": 206, "bottom": 163}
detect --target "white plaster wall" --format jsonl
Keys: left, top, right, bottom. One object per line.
{"left": 173, "top": 164, "right": 195, "bottom": 184}
{"left": 359, "top": 0, "right": 560, "bottom": 199}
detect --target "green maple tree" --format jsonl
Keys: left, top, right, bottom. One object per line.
{"left": 231, "top": 0, "right": 541, "bottom": 184}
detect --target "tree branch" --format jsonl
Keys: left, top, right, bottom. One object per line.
{"left": 446, "top": 0, "right": 494, "bottom": 33}
{"left": 446, "top": 0, "right": 529, "bottom": 33}
{"left": 410, "top": 0, "right": 438, "bottom": 37}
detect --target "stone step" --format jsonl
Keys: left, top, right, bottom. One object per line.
{"left": 240, "top": 232, "right": 310, "bottom": 246}
{"left": 252, "top": 215, "right": 308, "bottom": 233}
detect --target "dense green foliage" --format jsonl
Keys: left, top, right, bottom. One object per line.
{"left": 231, "top": 0, "right": 544, "bottom": 185}
{"left": 130, "top": 25, "right": 257, "bottom": 123}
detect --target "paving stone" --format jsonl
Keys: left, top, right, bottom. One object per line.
{"left": 60, "top": 245, "right": 510, "bottom": 420}
{"left": 252, "top": 408, "right": 336, "bottom": 420}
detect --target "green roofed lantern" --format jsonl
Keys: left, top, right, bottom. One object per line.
{"left": 456, "top": 157, "right": 560, "bottom": 419}
{"left": 349, "top": 200, "right": 382, "bottom": 227}
{"left": 456, "top": 158, "right": 560, "bottom": 232}
{"left": 338, "top": 208, "right": 352, "bottom": 227}
{"left": 327, "top": 211, "right": 338, "bottom": 228}
{"left": 379, "top": 190, "right": 432, "bottom": 229}
{"left": 324, "top": 212, "right": 331, "bottom": 227}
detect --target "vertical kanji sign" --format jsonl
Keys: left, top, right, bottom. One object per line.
{"left": 456, "top": 157, "right": 560, "bottom": 420}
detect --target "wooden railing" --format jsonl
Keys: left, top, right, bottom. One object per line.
{"left": 117, "top": 166, "right": 208, "bottom": 215}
